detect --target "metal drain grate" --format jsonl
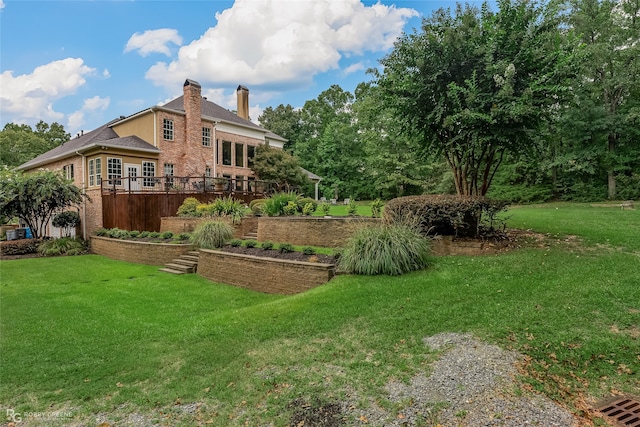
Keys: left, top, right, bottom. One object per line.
{"left": 597, "top": 397, "right": 640, "bottom": 426}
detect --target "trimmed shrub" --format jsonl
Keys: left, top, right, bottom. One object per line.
{"left": 244, "top": 239, "right": 258, "bottom": 248}
{"left": 177, "top": 197, "right": 201, "bottom": 217}
{"left": 138, "top": 231, "right": 150, "bottom": 238}
{"left": 338, "top": 223, "right": 430, "bottom": 276}
{"left": 129, "top": 230, "right": 141, "bottom": 238}
{"left": 298, "top": 197, "right": 317, "bottom": 213}
{"left": 302, "top": 202, "right": 315, "bottom": 216}
{"left": 175, "top": 233, "right": 191, "bottom": 241}
{"left": 95, "top": 228, "right": 109, "bottom": 236}
{"left": 148, "top": 231, "right": 161, "bottom": 238}
{"left": 278, "top": 242, "right": 294, "bottom": 253}
{"left": 283, "top": 201, "right": 299, "bottom": 216}
{"left": 261, "top": 240, "right": 274, "bottom": 250}
{"left": 229, "top": 238, "right": 243, "bottom": 247}
{"left": 302, "top": 246, "right": 316, "bottom": 255}
{"left": 0, "top": 239, "right": 41, "bottom": 256}
{"left": 190, "top": 220, "right": 235, "bottom": 249}
{"left": 383, "top": 195, "right": 508, "bottom": 237}
{"left": 38, "top": 237, "right": 87, "bottom": 256}
{"left": 160, "top": 231, "right": 173, "bottom": 239}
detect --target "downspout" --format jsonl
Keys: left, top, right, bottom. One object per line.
{"left": 212, "top": 122, "right": 218, "bottom": 178}
{"left": 153, "top": 110, "right": 158, "bottom": 147}
{"left": 75, "top": 151, "right": 87, "bottom": 238}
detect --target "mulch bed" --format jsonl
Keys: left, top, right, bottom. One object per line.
{"left": 219, "top": 245, "right": 337, "bottom": 264}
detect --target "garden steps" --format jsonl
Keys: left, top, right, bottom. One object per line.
{"left": 242, "top": 225, "right": 258, "bottom": 240}
{"left": 160, "top": 251, "right": 200, "bottom": 275}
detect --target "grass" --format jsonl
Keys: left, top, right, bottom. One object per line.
{"left": 1, "top": 203, "right": 639, "bottom": 426}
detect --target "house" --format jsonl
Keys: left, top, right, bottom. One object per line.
{"left": 18, "top": 79, "right": 296, "bottom": 237}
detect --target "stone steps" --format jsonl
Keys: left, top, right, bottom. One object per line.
{"left": 160, "top": 251, "right": 199, "bottom": 275}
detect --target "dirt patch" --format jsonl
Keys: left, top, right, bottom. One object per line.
{"left": 288, "top": 398, "right": 344, "bottom": 427}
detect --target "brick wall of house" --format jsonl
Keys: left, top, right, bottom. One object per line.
{"left": 197, "top": 249, "right": 335, "bottom": 294}
{"left": 84, "top": 188, "right": 103, "bottom": 237}
{"left": 257, "top": 217, "right": 381, "bottom": 248}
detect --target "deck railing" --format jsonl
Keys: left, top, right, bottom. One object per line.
{"left": 101, "top": 176, "right": 279, "bottom": 196}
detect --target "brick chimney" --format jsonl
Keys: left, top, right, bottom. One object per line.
{"left": 236, "top": 85, "right": 249, "bottom": 120}
{"left": 183, "top": 79, "right": 202, "bottom": 174}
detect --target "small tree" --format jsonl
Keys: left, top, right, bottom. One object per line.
{"left": 52, "top": 211, "right": 81, "bottom": 237}
{"left": 0, "top": 169, "right": 87, "bottom": 238}
{"left": 252, "top": 144, "right": 309, "bottom": 191}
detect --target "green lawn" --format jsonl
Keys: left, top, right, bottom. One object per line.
{"left": 1, "top": 203, "right": 638, "bottom": 426}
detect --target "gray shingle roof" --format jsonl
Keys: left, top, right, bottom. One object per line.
{"left": 18, "top": 119, "right": 159, "bottom": 170}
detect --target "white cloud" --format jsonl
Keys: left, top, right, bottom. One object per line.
{"left": 0, "top": 1, "right": 5, "bottom": 10}
{"left": 67, "top": 96, "right": 110, "bottom": 133}
{"left": 343, "top": 62, "right": 366, "bottom": 75}
{"left": 125, "top": 28, "right": 183, "bottom": 57}
{"left": 0, "top": 58, "right": 95, "bottom": 125}
{"left": 145, "top": 0, "right": 417, "bottom": 89}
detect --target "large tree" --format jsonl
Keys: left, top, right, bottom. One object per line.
{"left": 258, "top": 104, "right": 302, "bottom": 152}
{"left": 563, "top": 0, "right": 640, "bottom": 199}
{"left": 0, "top": 121, "right": 69, "bottom": 167}
{"left": 252, "top": 144, "right": 309, "bottom": 191}
{"left": 0, "top": 169, "right": 86, "bottom": 238}
{"left": 373, "top": 0, "right": 575, "bottom": 196}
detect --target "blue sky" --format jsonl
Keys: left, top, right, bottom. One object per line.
{"left": 1, "top": 0, "right": 478, "bottom": 136}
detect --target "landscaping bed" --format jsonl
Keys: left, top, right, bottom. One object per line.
{"left": 219, "top": 245, "right": 336, "bottom": 264}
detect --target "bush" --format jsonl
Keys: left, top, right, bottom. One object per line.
{"left": 249, "top": 199, "right": 266, "bottom": 215}
{"left": 261, "top": 240, "right": 274, "bottom": 250}
{"left": 129, "top": 230, "right": 140, "bottom": 238}
{"left": 95, "top": 228, "right": 109, "bottom": 236}
{"left": 370, "top": 199, "right": 383, "bottom": 218}
{"left": 38, "top": 237, "right": 87, "bottom": 256}
{"left": 283, "top": 201, "right": 299, "bottom": 216}
{"left": 347, "top": 198, "right": 358, "bottom": 216}
{"left": 320, "top": 202, "right": 331, "bottom": 216}
{"left": 338, "top": 223, "right": 430, "bottom": 276}
{"left": 302, "top": 246, "right": 316, "bottom": 255}
{"left": 138, "top": 231, "right": 150, "bottom": 238}
{"left": 195, "top": 196, "right": 246, "bottom": 224}
{"left": 278, "top": 242, "right": 294, "bottom": 253}
{"left": 298, "top": 197, "right": 317, "bottom": 213}
{"left": 229, "top": 238, "right": 243, "bottom": 247}
{"left": 302, "top": 202, "right": 315, "bottom": 216}
{"left": 176, "top": 197, "right": 201, "bottom": 217}
{"left": 175, "top": 233, "right": 191, "bottom": 241}
{"left": 0, "top": 239, "right": 41, "bottom": 256}
{"left": 383, "top": 195, "right": 508, "bottom": 238}
{"left": 264, "top": 191, "right": 301, "bottom": 216}
{"left": 106, "top": 228, "right": 130, "bottom": 239}
{"left": 148, "top": 231, "right": 161, "bottom": 238}
{"left": 160, "top": 231, "right": 173, "bottom": 239}
{"left": 190, "top": 220, "right": 235, "bottom": 249}
{"left": 244, "top": 239, "right": 258, "bottom": 248}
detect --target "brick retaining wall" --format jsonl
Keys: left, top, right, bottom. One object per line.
{"left": 90, "top": 236, "right": 193, "bottom": 266}
{"left": 197, "top": 249, "right": 335, "bottom": 294}
{"left": 257, "top": 217, "right": 381, "bottom": 248}
{"left": 160, "top": 216, "right": 257, "bottom": 238}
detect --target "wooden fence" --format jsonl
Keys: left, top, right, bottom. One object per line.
{"left": 101, "top": 176, "right": 268, "bottom": 231}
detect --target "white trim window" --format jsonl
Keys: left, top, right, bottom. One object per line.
{"left": 88, "top": 159, "right": 96, "bottom": 186}
{"left": 63, "top": 164, "right": 74, "bottom": 180}
{"left": 142, "top": 161, "right": 156, "bottom": 187}
{"left": 202, "top": 127, "right": 211, "bottom": 147}
{"left": 164, "top": 163, "right": 174, "bottom": 186}
{"left": 107, "top": 157, "right": 122, "bottom": 186}
{"left": 163, "top": 118, "right": 174, "bottom": 141}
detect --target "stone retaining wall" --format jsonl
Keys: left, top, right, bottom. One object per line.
{"left": 198, "top": 249, "right": 335, "bottom": 294}
{"left": 90, "top": 236, "right": 192, "bottom": 266}
{"left": 257, "top": 217, "right": 381, "bottom": 248}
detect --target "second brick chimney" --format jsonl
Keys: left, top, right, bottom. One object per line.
{"left": 236, "top": 85, "right": 249, "bottom": 120}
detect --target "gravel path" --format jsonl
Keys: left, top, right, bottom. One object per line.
{"left": 368, "top": 332, "right": 580, "bottom": 426}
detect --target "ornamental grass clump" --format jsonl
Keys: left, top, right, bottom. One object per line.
{"left": 37, "top": 237, "right": 87, "bottom": 256}
{"left": 190, "top": 220, "right": 235, "bottom": 249}
{"left": 338, "top": 223, "right": 430, "bottom": 276}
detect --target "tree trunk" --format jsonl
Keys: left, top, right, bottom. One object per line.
{"left": 607, "top": 132, "right": 616, "bottom": 200}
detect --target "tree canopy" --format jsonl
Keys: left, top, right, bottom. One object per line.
{"left": 0, "top": 168, "right": 87, "bottom": 238}
{"left": 373, "top": 0, "right": 576, "bottom": 196}
{"left": 0, "top": 121, "right": 69, "bottom": 167}
{"left": 252, "top": 144, "right": 309, "bottom": 191}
